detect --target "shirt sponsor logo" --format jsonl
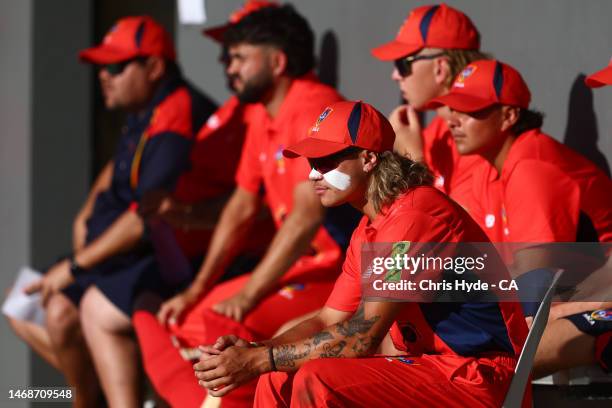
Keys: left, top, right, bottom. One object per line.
{"left": 279, "top": 283, "right": 305, "bottom": 300}
{"left": 591, "top": 309, "right": 612, "bottom": 322}
{"left": 275, "top": 145, "right": 286, "bottom": 174}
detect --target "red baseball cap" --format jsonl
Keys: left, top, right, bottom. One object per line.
{"left": 427, "top": 59, "right": 531, "bottom": 112}
{"left": 203, "top": 1, "right": 278, "bottom": 43}
{"left": 585, "top": 58, "right": 612, "bottom": 88}
{"left": 79, "top": 16, "right": 175, "bottom": 64}
{"left": 283, "top": 101, "right": 396, "bottom": 159}
{"left": 371, "top": 3, "right": 480, "bottom": 61}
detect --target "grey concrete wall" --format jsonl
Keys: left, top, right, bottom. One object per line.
{"left": 0, "top": 1, "right": 33, "bottom": 406}
{"left": 0, "top": 0, "right": 92, "bottom": 405}
{"left": 29, "top": 0, "right": 94, "bottom": 399}
{"left": 178, "top": 0, "right": 612, "bottom": 170}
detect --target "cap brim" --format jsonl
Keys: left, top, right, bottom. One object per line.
{"left": 426, "top": 93, "right": 496, "bottom": 113}
{"left": 585, "top": 66, "right": 612, "bottom": 88}
{"left": 202, "top": 24, "right": 229, "bottom": 43}
{"left": 79, "top": 46, "right": 137, "bottom": 64}
{"left": 371, "top": 40, "right": 422, "bottom": 61}
{"left": 283, "top": 138, "right": 351, "bottom": 159}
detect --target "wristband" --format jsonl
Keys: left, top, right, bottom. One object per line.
{"left": 268, "top": 347, "right": 277, "bottom": 372}
{"left": 69, "top": 256, "right": 87, "bottom": 278}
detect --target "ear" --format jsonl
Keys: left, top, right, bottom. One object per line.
{"left": 146, "top": 56, "right": 166, "bottom": 82}
{"left": 433, "top": 57, "right": 452, "bottom": 87}
{"left": 500, "top": 105, "right": 520, "bottom": 133}
{"left": 269, "top": 48, "right": 288, "bottom": 77}
{"left": 362, "top": 151, "right": 379, "bottom": 173}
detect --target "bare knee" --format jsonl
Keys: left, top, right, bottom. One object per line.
{"left": 46, "top": 294, "right": 80, "bottom": 346}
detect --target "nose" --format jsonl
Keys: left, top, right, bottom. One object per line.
{"left": 391, "top": 67, "right": 402, "bottom": 82}
{"left": 98, "top": 68, "right": 110, "bottom": 82}
{"left": 225, "top": 59, "right": 238, "bottom": 76}
{"left": 446, "top": 109, "right": 460, "bottom": 129}
{"left": 308, "top": 168, "right": 323, "bottom": 181}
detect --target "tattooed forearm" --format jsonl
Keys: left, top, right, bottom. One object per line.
{"left": 271, "top": 303, "right": 390, "bottom": 371}
{"left": 336, "top": 304, "right": 380, "bottom": 338}
{"left": 320, "top": 340, "right": 346, "bottom": 358}
{"left": 313, "top": 331, "right": 334, "bottom": 346}
{"left": 273, "top": 344, "right": 310, "bottom": 368}
{"left": 351, "top": 334, "right": 383, "bottom": 355}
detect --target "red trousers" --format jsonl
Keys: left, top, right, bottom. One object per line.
{"left": 255, "top": 354, "right": 523, "bottom": 408}
{"left": 134, "top": 264, "right": 339, "bottom": 408}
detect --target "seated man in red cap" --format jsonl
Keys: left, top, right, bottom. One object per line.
{"left": 193, "top": 100, "right": 529, "bottom": 407}
{"left": 427, "top": 59, "right": 612, "bottom": 378}
{"left": 134, "top": 4, "right": 360, "bottom": 408}
{"left": 371, "top": 3, "right": 490, "bottom": 209}
{"left": 6, "top": 15, "right": 220, "bottom": 407}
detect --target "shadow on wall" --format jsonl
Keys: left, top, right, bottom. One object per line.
{"left": 563, "top": 74, "right": 611, "bottom": 177}
{"left": 318, "top": 30, "right": 338, "bottom": 89}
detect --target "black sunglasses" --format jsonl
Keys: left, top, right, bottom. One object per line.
{"left": 394, "top": 52, "right": 446, "bottom": 77}
{"left": 101, "top": 57, "right": 147, "bottom": 76}
{"left": 308, "top": 146, "right": 362, "bottom": 175}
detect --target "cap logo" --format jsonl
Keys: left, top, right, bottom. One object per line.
{"left": 419, "top": 5, "right": 440, "bottom": 43}
{"left": 310, "top": 107, "right": 333, "bottom": 133}
{"left": 454, "top": 65, "right": 477, "bottom": 88}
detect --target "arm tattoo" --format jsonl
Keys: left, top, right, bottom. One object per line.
{"left": 336, "top": 304, "right": 380, "bottom": 338}
{"left": 313, "top": 331, "right": 334, "bottom": 346}
{"left": 272, "top": 303, "right": 386, "bottom": 370}
{"left": 273, "top": 344, "right": 310, "bottom": 368}
{"left": 351, "top": 335, "right": 382, "bottom": 355}
{"left": 320, "top": 340, "right": 346, "bottom": 358}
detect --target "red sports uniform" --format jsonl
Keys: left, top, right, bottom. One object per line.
{"left": 256, "top": 186, "right": 529, "bottom": 408}
{"left": 469, "top": 129, "right": 612, "bottom": 244}
{"left": 136, "top": 75, "right": 360, "bottom": 408}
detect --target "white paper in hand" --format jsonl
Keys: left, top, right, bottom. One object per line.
{"left": 2, "top": 266, "right": 46, "bottom": 326}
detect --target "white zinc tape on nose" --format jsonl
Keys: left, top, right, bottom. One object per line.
{"left": 309, "top": 168, "right": 323, "bottom": 180}
{"left": 323, "top": 169, "right": 351, "bottom": 191}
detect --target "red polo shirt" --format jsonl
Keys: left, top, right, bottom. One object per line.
{"left": 471, "top": 129, "right": 612, "bottom": 243}
{"left": 326, "top": 186, "right": 528, "bottom": 357}
{"left": 423, "top": 115, "right": 484, "bottom": 209}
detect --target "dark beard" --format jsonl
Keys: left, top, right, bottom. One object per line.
{"left": 234, "top": 70, "right": 274, "bottom": 104}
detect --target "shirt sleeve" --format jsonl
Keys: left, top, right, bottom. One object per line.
{"left": 325, "top": 231, "right": 362, "bottom": 312}
{"left": 505, "top": 160, "right": 581, "bottom": 242}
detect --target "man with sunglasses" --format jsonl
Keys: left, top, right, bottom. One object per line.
{"left": 7, "top": 15, "right": 217, "bottom": 407}
{"left": 372, "top": 4, "right": 489, "bottom": 209}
